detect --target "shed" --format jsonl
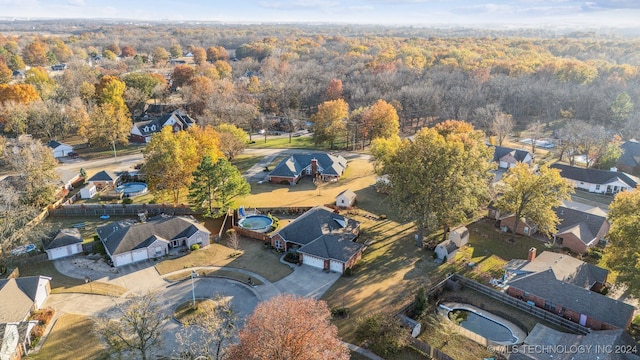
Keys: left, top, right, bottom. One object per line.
{"left": 47, "top": 140, "right": 74, "bottom": 158}
{"left": 434, "top": 240, "right": 458, "bottom": 262}
{"left": 335, "top": 189, "right": 357, "bottom": 208}
{"left": 42, "top": 228, "right": 83, "bottom": 260}
{"left": 448, "top": 226, "right": 469, "bottom": 248}
{"left": 398, "top": 314, "right": 422, "bottom": 338}
{"left": 80, "top": 184, "right": 97, "bottom": 199}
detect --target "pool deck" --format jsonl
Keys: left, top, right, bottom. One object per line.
{"left": 439, "top": 302, "right": 528, "bottom": 345}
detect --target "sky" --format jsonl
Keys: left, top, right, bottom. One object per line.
{"left": 2, "top": 0, "right": 640, "bottom": 28}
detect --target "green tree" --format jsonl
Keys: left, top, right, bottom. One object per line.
{"left": 495, "top": 163, "right": 574, "bottom": 241}
{"left": 170, "top": 44, "right": 183, "bottom": 59}
{"left": 152, "top": 47, "right": 169, "bottom": 67}
{"left": 354, "top": 312, "right": 410, "bottom": 357}
{"left": 24, "top": 66, "right": 57, "bottom": 99}
{"left": 610, "top": 92, "right": 634, "bottom": 127}
{"left": 311, "top": 99, "right": 348, "bottom": 149}
{"left": 216, "top": 123, "right": 248, "bottom": 161}
{"left": 605, "top": 189, "right": 640, "bottom": 297}
{"left": 143, "top": 127, "right": 199, "bottom": 204}
{"left": 189, "top": 156, "right": 250, "bottom": 217}
{"left": 383, "top": 121, "right": 494, "bottom": 242}
{"left": 122, "top": 72, "right": 166, "bottom": 97}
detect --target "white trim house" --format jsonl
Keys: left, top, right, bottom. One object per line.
{"left": 550, "top": 164, "right": 638, "bottom": 195}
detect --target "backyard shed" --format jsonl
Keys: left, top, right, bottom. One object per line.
{"left": 434, "top": 241, "right": 458, "bottom": 262}
{"left": 448, "top": 226, "right": 469, "bottom": 247}
{"left": 43, "top": 228, "right": 83, "bottom": 260}
{"left": 335, "top": 189, "right": 357, "bottom": 208}
{"left": 80, "top": 184, "right": 97, "bottom": 199}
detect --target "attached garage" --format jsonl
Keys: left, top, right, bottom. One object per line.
{"left": 302, "top": 254, "right": 325, "bottom": 270}
{"left": 131, "top": 249, "right": 148, "bottom": 263}
{"left": 330, "top": 260, "right": 344, "bottom": 273}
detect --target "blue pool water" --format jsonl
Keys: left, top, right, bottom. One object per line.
{"left": 238, "top": 215, "right": 274, "bottom": 233}
{"left": 116, "top": 182, "right": 148, "bottom": 196}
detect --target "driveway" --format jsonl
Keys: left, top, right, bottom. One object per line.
{"left": 274, "top": 265, "right": 341, "bottom": 299}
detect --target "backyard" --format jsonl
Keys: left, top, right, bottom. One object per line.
{"left": 30, "top": 313, "right": 106, "bottom": 360}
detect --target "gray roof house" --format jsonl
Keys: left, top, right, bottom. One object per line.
{"left": 617, "top": 140, "right": 640, "bottom": 174}
{"left": 0, "top": 276, "right": 51, "bottom": 323}
{"left": 553, "top": 206, "right": 609, "bottom": 254}
{"left": 489, "top": 145, "right": 534, "bottom": 168}
{"left": 268, "top": 153, "right": 347, "bottom": 184}
{"left": 0, "top": 321, "right": 39, "bottom": 360}
{"left": 550, "top": 163, "right": 639, "bottom": 194}
{"left": 47, "top": 140, "right": 73, "bottom": 158}
{"left": 504, "top": 250, "right": 634, "bottom": 330}
{"left": 42, "top": 228, "right": 84, "bottom": 260}
{"left": 270, "top": 206, "right": 363, "bottom": 273}
{"left": 510, "top": 323, "right": 640, "bottom": 360}
{"left": 130, "top": 110, "right": 196, "bottom": 143}
{"left": 87, "top": 170, "right": 120, "bottom": 190}
{"left": 97, "top": 215, "right": 210, "bottom": 267}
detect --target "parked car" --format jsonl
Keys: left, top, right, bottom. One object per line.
{"left": 68, "top": 151, "right": 79, "bottom": 159}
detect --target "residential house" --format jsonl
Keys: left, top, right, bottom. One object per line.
{"left": 79, "top": 184, "right": 97, "bottom": 199}
{"left": 46, "top": 140, "right": 73, "bottom": 158}
{"left": 499, "top": 215, "right": 538, "bottom": 236}
{"left": 0, "top": 276, "right": 51, "bottom": 323}
{"left": 42, "top": 228, "right": 84, "bottom": 260}
{"left": 489, "top": 145, "right": 534, "bottom": 169}
{"left": 510, "top": 323, "right": 640, "bottom": 360}
{"left": 86, "top": 170, "right": 120, "bottom": 191}
{"left": 434, "top": 226, "right": 469, "bottom": 262}
{"left": 268, "top": 153, "right": 347, "bottom": 185}
{"left": 270, "top": 206, "right": 363, "bottom": 273}
{"left": 550, "top": 163, "right": 638, "bottom": 195}
{"left": 553, "top": 206, "right": 609, "bottom": 254}
{"left": 0, "top": 321, "right": 39, "bottom": 360}
{"left": 617, "top": 140, "right": 640, "bottom": 175}
{"left": 335, "top": 189, "right": 357, "bottom": 208}
{"left": 503, "top": 249, "right": 633, "bottom": 330}
{"left": 130, "top": 110, "right": 196, "bottom": 143}
{"left": 55, "top": 169, "right": 82, "bottom": 191}
{"left": 96, "top": 215, "right": 210, "bottom": 267}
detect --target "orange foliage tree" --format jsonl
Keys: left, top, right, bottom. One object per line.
{"left": 226, "top": 294, "right": 349, "bottom": 360}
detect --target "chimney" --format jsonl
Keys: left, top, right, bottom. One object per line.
{"left": 528, "top": 247, "right": 537, "bottom": 262}
{"left": 311, "top": 158, "right": 318, "bottom": 176}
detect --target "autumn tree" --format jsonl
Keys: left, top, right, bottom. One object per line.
{"left": 94, "top": 292, "right": 167, "bottom": 360}
{"left": 189, "top": 156, "right": 250, "bottom": 217}
{"left": 170, "top": 44, "right": 183, "bottom": 59}
{"left": 216, "top": 123, "right": 248, "bottom": 161}
{"left": 143, "top": 127, "right": 200, "bottom": 204}
{"left": 0, "top": 83, "right": 41, "bottom": 105}
{"left": 311, "top": 98, "right": 348, "bottom": 149}
{"left": 604, "top": 188, "right": 640, "bottom": 297}
{"left": 22, "top": 40, "right": 49, "bottom": 66}
{"left": 325, "top": 78, "right": 343, "bottom": 101}
{"left": 206, "top": 46, "right": 229, "bottom": 62}
{"left": 67, "top": 97, "right": 91, "bottom": 141}
{"left": 355, "top": 312, "right": 410, "bottom": 357}
{"left": 24, "top": 66, "right": 57, "bottom": 99}
{"left": 192, "top": 47, "right": 207, "bottom": 66}
{"left": 121, "top": 45, "right": 136, "bottom": 57}
{"left": 174, "top": 294, "right": 236, "bottom": 360}
{"left": 226, "top": 294, "right": 349, "bottom": 360}
{"left": 382, "top": 121, "right": 494, "bottom": 242}
{"left": 495, "top": 163, "right": 574, "bottom": 241}
{"left": 151, "top": 46, "right": 169, "bottom": 67}
{"left": 106, "top": 43, "right": 121, "bottom": 56}
{"left": 0, "top": 60, "right": 11, "bottom": 84}
{"left": 360, "top": 99, "right": 400, "bottom": 146}
{"left": 188, "top": 125, "right": 223, "bottom": 162}
{"left": 171, "top": 64, "right": 195, "bottom": 88}
{"left": 90, "top": 75, "right": 130, "bottom": 153}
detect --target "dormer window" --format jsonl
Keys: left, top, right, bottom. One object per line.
{"left": 151, "top": 125, "right": 156, "bottom": 131}
{"left": 143, "top": 126, "right": 149, "bottom": 132}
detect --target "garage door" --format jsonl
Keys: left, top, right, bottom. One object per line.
{"left": 303, "top": 254, "right": 325, "bottom": 269}
{"left": 131, "top": 249, "right": 148, "bottom": 263}
{"left": 330, "top": 260, "right": 344, "bottom": 273}
{"left": 48, "top": 247, "right": 67, "bottom": 260}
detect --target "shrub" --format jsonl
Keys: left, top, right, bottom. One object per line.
{"left": 31, "top": 308, "right": 54, "bottom": 325}
{"left": 190, "top": 244, "right": 200, "bottom": 251}
{"left": 355, "top": 312, "right": 409, "bottom": 357}
{"left": 411, "top": 288, "right": 427, "bottom": 318}
{"left": 343, "top": 267, "right": 353, "bottom": 276}
{"left": 122, "top": 197, "right": 133, "bottom": 204}
{"left": 331, "top": 307, "right": 350, "bottom": 318}
{"left": 284, "top": 251, "right": 299, "bottom": 264}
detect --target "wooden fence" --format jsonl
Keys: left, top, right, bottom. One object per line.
{"left": 49, "top": 204, "right": 199, "bottom": 216}
{"left": 409, "top": 338, "right": 455, "bottom": 360}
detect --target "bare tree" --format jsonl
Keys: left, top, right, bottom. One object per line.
{"left": 94, "top": 292, "right": 168, "bottom": 360}
{"left": 174, "top": 294, "right": 236, "bottom": 360}
{"left": 525, "top": 121, "right": 544, "bottom": 155}
{"left": 491, "top": 112, "right": 514, "bottom": 146}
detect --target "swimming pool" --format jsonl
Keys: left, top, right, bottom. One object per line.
{"left": 116, "top": 182, "right": 148, "bottom": 197}
{"left": 439, "top": 302, "right": 526, "bottom": 345}
{"left": 238, "top": 215, "right": 274, "bottom": 233}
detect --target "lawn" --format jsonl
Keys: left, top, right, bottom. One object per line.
{"left": 248, "top": 135, "right": 320, "bottom": 149}
{"left": 74, "top": 143, "right": 145, "bottom": 161}
{"left": 231, "top": 154, "right": 264, "bottom": 174}
{"left": 30, "top": 313, "right": 107, "bottom": 360}
{"left": 39, "top": 215, "right": 138, "bottom": 243}
{"left": 155, "top": 236, "right": 293, "bottom": 283}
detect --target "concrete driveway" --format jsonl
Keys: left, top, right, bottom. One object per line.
{"left": 274, "top": 265, "right": 341, "bottom": 299}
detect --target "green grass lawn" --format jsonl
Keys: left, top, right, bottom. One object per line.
{"left": 74, "top": 143, "right": 145, "bottom": 161}
{"left": 156, "top": 237, "right": 293, "bottom": 283}
{"left": 30, "top": 313, "right": 107, "bottom": 360}
{"left": 248, "top": 135, "right": 320, "bottom": 149}
{"left": 231, "top": 154, "right": 264, "bottom": 173}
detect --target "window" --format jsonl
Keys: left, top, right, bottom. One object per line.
{"left": 595, "top": 185, "right": 600, "bottom": 190}
{"left": 151, "top": 125, "right": 156, "bottom": 131}
{"left": 274, "top": 239, "right": 283, "bottom": 250}
{"left": 143, "top": 126, "right": 149, "bottom": 132}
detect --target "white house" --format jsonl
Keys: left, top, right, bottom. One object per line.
{"left": 80, "top": 184, "right": 97, "bottom": 199}
{"left": 0, "top": 276, "right": 51, "bottom": 323}
{"left": 550, "top": 164, "right": 638, "bottom": 195}
{"left": 130, "top": 110, "right": 196, "bottom": 143}
{"left": 336, "top": 189, "right": 357, "bottom": 208}
{"left": 47, "top": 140, "right": 73, "bottom": 158}
{"left": 43, "top": 228, "right": 84, "bottom": 260}
{"left": 490, "top": 145, "right": 534, "bottom": 169}
{"left": 96, "top": 215, "right": 210, "bottom": 267}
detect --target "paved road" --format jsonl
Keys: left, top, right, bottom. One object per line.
{"left": 57, "top": 153, "right": 144, "bottom": 173}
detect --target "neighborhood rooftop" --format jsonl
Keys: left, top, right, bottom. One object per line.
{"left": 508, "top": 269, "right": 634, "bottom": 329}
{"left": 269, "top": 153, "right": 347, "bottom": 178}
{"left": 273, "top": 206, "right": 359, "bottom": 246}
{"left": 489, "top": 145, "right": 532, "bottom": 163}
{"left": 42, "top": 228, "right": 83, "bottom": 250}
{"left": 555, "top": 206, "right": 607, "bottom": 246}
{"left": 550, "top": 163, "right": 639, "bottom": 188}
{"left": 87, "top": 170, "right": 119, "bottom": 182}
{"left": 0, "top": 276, "right": 50, "bottom": 323}
{"left": 298, "top": 233, "right": 364, "bottom": 263}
